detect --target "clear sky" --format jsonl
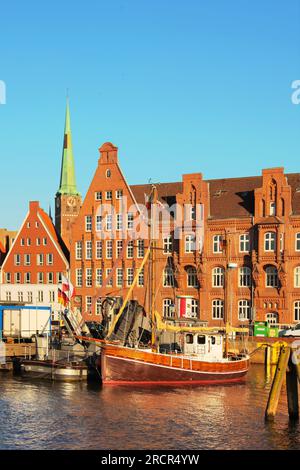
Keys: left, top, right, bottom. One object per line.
{"left": 0, "top": 0, "right": 300, "bottom": 229}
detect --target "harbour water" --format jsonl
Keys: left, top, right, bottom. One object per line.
{"left": 0, "top": 365, "right": 299, "bottom": 450}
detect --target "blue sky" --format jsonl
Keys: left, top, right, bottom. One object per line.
{"left": 0, "top": 0, "right": 300, "bottom": 229}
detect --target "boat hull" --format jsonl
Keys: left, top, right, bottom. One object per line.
{"left": 100, "top": 345, "right": 249, "bottom": 385}
{"left": 16, "top": 360, "right": 88, "bottom": 381}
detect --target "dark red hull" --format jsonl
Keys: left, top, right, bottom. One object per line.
{"left": 100, "top": 346, "right": 249, "bottom": 386}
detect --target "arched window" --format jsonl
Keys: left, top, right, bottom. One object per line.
{"left": 163, "top": 267, "right": 174, "bottom": 287}
{"left": 238, "top": 300, "right": 251, "bottom": 321}
{"left": 186, "top": 266, "right": 198, "bottom": 287}
{"left": 212, "top": 267, "right": 225, "bottom": 287}
{"left": 212, "top": 299, "right": 224, "bottom": 319}
{"left": 265, "top": 266, "right": 278, "bottom": 287}
{"left": 163, "top": 299, "right": 174, "bottom": 319}
{"left": 294, "top": 301, "right": 300, "bottom": 322}
{"left": 264, "top": 232, "right": 276, "bottom": 251}
{"left": 294, "top": 267, "right": 300, "bottom": 288}
{"left": 239, "top": 267, "right": 251, "bottom": 287}
{"left": 266, "top": 312, "right": 278, "bottom": 325}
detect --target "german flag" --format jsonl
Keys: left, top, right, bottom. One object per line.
{"left": 58, "top": 288, "right": 68, "bottom": 307}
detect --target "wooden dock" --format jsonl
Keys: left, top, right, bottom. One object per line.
{"left": 0, "top": 341, "right": 35, "bottom": 358}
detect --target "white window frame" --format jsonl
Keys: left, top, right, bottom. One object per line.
{"left": 85, "top": 215, "right": 92, "bottom": 232}
{"left": 212, "top": 299, "right": 224, "bottom": 319}
{"left": 266, "top": 266, "right": 278, "bottom": 287}
{"left": 106, "top": 240, "right": 113, "bottom": 259}
{"left": 239, "top": 267, "right": 251, "bottom": 287}
{"left": 212, "top": 267, "right": 224, "bottom": 288}
{"left": 213, "top": 235, "right": 222, "bottom": 254}
{"left": 239, "top": 234, "right": 250, "bottom": 253}
{"left": 295, "top": 267, "right": 300, "bottom": 288}
{"left": 76, "top": 241, "right": 83, "bottom": 260}
{"left": 163, "top": 236, "right": 173, "bottom": 254}
{"left": 238, "top": 299, "right": 251, "bottom": 321}
{"left": 264, "top": 232, "right": 276, "bottom": 252}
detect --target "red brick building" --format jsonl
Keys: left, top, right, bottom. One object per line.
{"left": 70, "top": 142, "right": 300, "bottom": 329}
{"left": 0, "top": 201, "right": 69, "bottom": 318}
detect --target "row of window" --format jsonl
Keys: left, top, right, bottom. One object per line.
{"left": 76, "top": 267, "right": 144, "bottom": 288}
{"left": 4, "top": 290, "right": 56, "bottom": 303}
{"left": 75, "top": 240, "right": 145, "bottom": 260}
{"left": 85, "top": 213, "right": 135, "bottom": 232}
{"left": 94, "top": 189, "right": 123, "bottom": 202}
{"left": 5, "top": 272, "right": 62, "bottom": 284}
{"left": 18, "top": 237, "right": 48, "bottom": 246}
{"left": 13, "top": 253, "right": 54, "bottom": 266}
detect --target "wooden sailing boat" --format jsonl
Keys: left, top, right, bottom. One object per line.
{"left": 93, "top": 185, "right": 250, "bottom": 385}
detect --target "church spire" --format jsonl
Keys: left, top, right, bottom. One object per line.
{"left": 57, "top": 98, "right": 80, "bottom": 196}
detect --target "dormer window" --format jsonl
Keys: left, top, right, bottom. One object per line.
{"left": 106, "top": 169, "right": 111, "bottom": 178}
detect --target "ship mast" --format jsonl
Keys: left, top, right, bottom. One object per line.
{"left": 150, "top": 185, "right": 158, "bottom": 351}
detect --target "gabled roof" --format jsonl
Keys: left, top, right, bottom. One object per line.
{"left": 130, "top": 173, "right": 300, "bottom": 219}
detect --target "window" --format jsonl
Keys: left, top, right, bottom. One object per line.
{"left": 264, "top": 232, "right": 276, "bottom": 252}
{"left": 106, "top": 214, "right": 112, "bottom": 231}
{"left": 280, "top": 233, "right": 284, "bottom": 252}
{"left": 163, "top": 236, "right": 173, "bottom": 254}
{"left": 239, "top": 267, "right": 251, "bottom": 287}
{"left": 36, "top": 238, "right": 41, "bottom": 246}
{"left": 294, "top": 301, "right": 300, "bottom": 321}
{"left": 185, "top": 235, "right": 195, "bottom": 253}
{"left": 57, "top": 272, "right": 62, "bottom": 284}
{"left": 47, "top": 272, "right": 54, "bottom": 284}
{"left": 106, "top": 240, "right": 113, "bottom": 259}
{"left": 127, "top": 213, "right": 134, "bottom": 230}
{"left": 96, "top": 241, "right": 102, "bottom": 259}
{"left": 86, "top": 268, "right": 92, "bottom": 287}
{"left": 295, "top": 267, "right": 300, "bottom": 288}
{"left": 20, "top": 238, "right": 25, "bottom": 246}
{"left": 296, "top": 233, "right": 300, "bottom": 251}
{"left": 106, "top": 268, "right": 113, "bottom": 287}
{"left": 116, "top": 213, "right": 123, "bottom": 231}
{"left": 238, "top": 300, "right": 251, "bottom": 321}
{"left": 127, "top": 268, "right": 134, "bottom": 286}
{"left": 190, "top": 206, "right": 196, "bottom": 221}
{"left": 96, "top": 215, "right": 102, "bottom": 232}
{"left": 15, "top": 273, "right": 21, "bottom": 284}
{"left": 96, "top": 269, "right": 103, "bottom": 287}
{"left": 26, "top": 222, "right": 30, "bottom": 228}
{"left": 190, "top": 299, "right": 198, "bottom": 318}
{"left": 270, "top": 202, "right": 276, "bottom": 216}
{"left": 105, "top": 191, "right": 112, "bottom": 200}
{"left": 116, "top": 268, "right": 123, "bottom": 287}
{"left": 106, "top": 170, "right": 111, "bottom": 178}
{"left": 116, "top": 190, "right": 123, "bottom": 199}
{"left": 266, "top": 312, "right": 278, "bottom": 325}
{"left": 127, "top": 240, "right": 134, "bottom": 258}
{"left": 49, "top": 291, "right": 55, "bottom": 302}
{"left": 212, "top": 299, "right": 224, "bottom": 319}
{"left": 43, "top": 237, "right": 47, "bottom": 246}
{"left": 86, "top": 296, "right": 92, "bottom": 314}
{"left": 239, "top": 234, "right": 250, "bottom": 252}
{"left": 266, "top": 266, "right": 278, "bottom": 287}
{"left": 76, "top": 241, "right": 83, "bottom": 260}
{"left": 38, "top": 272, "right": 44, "bottom": 284}
{"left": 187, "top": 266, "right": 198, "bottom": 287}
{"left": 6, "top": 272, "right": 11, "bottom": 283}
{"left": 213, "top": 235, "right": 222, "bottom": 254}
{"left": 137, "top": 239, "right": 144, "bottom": 258}
{"left": 95, "top": 191, "right": 102, "bottom": 201}
{"left": 27, "top": 292, "right": 33, "bottom": 303}
{"left": 96, "top": 299, "right": 102, "bottom": 316}
{"left": 138, "top": 267, "right": 144, "bottom": 287}
{"left": 14, "top": 254, "right": 21, "bottom": 266}
{"left": 76, "top": 269, "right": 83, "bottom": 287}
{"left": 38, "top": 290, "right": 44, "bottom": 302}
{"left": 25, "top": 272, "right": 31, "bottom": 284}
{"left": 37, "top": 254, "right": 44, "bottom": 266}
{"left": 24, "top": 254, "right": 31, "bottom": 266}
{"left": 163, "top": 299, "right": 174, "bottom": 319}
{"left": 163, "top": 267, "right": 174, "bottom": 287}
{"left": 35, "top": 222, "right": 39, "bottom": 228}
{"left": 27, "top": 238, "right": 31, "bottom": 246}
{"left": 116, "top": 240, "right": 123, "bottom": 257}
{"left": 85, "top": 240, "right": 92, "bottom": 260}
{"left": 212, "top": 267, "right": 225, "bottom": 287}
{"left": 85, "top": 215, "right": 92, "bottom": 232}
{"left": 18, "top": 291, "right": 23, "bottom": 302}
{"left": 6, "top": 292, "right": 11, "bottom": 301}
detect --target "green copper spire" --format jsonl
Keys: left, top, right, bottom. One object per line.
{"left": 57, "top": 99, "right": 80, "bottom": 195}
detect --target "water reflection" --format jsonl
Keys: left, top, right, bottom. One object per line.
{"left": 0, "top": 365, "right": 299, "bottom": 450}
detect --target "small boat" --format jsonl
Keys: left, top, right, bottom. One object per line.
{"left": 14, "top": 358, "right": 88, "bottom": 381}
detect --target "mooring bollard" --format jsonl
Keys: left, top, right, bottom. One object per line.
{"left": 265, "top": 345, "right": 290, "bottom": 421}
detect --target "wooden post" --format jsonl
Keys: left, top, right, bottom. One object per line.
{"left": 265, "top": 345, "right": 290, "bottom": 421}
{"left": 286, "top": 350, "right": 299, "bottom": 420}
